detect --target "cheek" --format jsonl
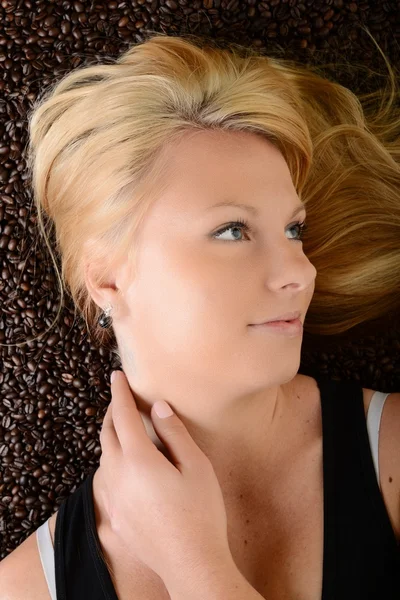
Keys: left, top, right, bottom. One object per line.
{"left": 132, "top": 251, "right": 235, "bottom": 353}
{"left": 127, "top": 239, "right": 253, "bottom": 377}
{"left": 140, "top": 274, "right": 215, "bottom": 346}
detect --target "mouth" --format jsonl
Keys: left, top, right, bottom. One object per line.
{"left": 251, "top": 311, "right": 302, "bottom": 326}
{"left": 249, "top": 317, "right": 303, "bottom": 336}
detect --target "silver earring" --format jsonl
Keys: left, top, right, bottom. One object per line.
{"left": 98, "top": 303, "right": 113, "bottom": 329}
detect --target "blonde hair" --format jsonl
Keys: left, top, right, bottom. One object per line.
{"left": 5, "top": 29, "right": 400, "bottom": 357}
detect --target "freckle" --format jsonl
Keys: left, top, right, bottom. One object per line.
{"left": 240, "top": 494, "right": 243, "bottom": 499}
{"left": 389, "top": 476, "right": 393, "bottom": 483}
{"left": 246, "top": 519, "right": 250, "bottom": 524}
{"left": 244, "top": 539, "right": 248, "bottom": 545}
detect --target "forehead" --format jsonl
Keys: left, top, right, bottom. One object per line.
{"left": 152, "top": 130, "right": 295, "bottom": 216}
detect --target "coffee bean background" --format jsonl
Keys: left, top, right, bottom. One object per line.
{"left": 0, "top": 0, "right": 399, "bottom": 560}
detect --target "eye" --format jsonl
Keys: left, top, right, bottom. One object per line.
{"left": 212, "top": 218, "right": 308, "bottom": 242}
{"left": 212, "top": 217, "right": 253, "bottom": 242}
{"left": 287, "top": 221, "right": 308, "bottom": 241}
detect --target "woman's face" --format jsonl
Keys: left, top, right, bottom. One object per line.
{"left": 113, "top": 129, "right": 317, "bottom": 409}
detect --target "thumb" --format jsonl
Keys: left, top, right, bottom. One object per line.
{"left": 151, "top": 400, "right": 205, "bottom": 470}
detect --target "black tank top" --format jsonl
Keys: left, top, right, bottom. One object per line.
{"left": 54, "top": 376, "right": 400, "bottom": 599}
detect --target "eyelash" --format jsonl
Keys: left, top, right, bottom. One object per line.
{"left": 213, "top": 217, "right": 308, "bottom": 242}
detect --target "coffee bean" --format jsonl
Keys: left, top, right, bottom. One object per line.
{"left": 24, "top": 496, "right": 37, "bottom": 507}
{"left": 290, "top": 7, "right": 301, "bottom": 19}
{"left": 38, "top": 476, "right": 50, "bottom": 487}
{"left": 28, "top": 508, "right": 39, "bottom": 522}
{"left": 0, "top": 445, "right": 9, "bottom": 457}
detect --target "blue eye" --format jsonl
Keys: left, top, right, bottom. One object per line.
{"left": 212, "top": 217, "right": 308, "bottom": 242}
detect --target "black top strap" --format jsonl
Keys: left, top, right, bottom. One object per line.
{"left": 54, "top": 468, "right": 118, "bottom": 600}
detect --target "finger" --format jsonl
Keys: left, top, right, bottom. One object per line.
{"left": 99, "top": 399, "right": 120, "bottom": 455}
{"left": 151, "top": 401, "right": 207, "bottom": 471}
{"left": 111, "top": 370, "right": 157, "bottom": 456}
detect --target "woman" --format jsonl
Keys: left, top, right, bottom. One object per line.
{"left": 1, "top": 31, "right": 399, "bottom": 599}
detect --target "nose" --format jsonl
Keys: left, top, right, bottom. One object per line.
{"left": 266, "top": 247, "right": 317, "bottom": 292}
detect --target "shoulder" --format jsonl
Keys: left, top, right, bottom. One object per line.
{"left": 0, "top": 512, "right": 57, "bottom": 600}
{"left": 362, "top": 387, "right": 400, "bottom": 542}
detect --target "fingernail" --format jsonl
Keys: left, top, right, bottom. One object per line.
{"left": 111, "top": 370, "right": 118, "bottom": 383}
{"left": 154, "top": 400, "right": 173, "bottom": 418}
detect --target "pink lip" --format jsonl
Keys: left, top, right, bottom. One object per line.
{"left": 250, "top": 318, "right": 303, "bottom": 336}
{"left": 257, "top": 311, "right": 301, "bottom": 324}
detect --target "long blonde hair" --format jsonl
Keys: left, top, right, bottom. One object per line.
{"left": 6, "top": 29, "right": 399, "bottom": 357}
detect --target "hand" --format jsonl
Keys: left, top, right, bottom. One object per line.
{"left": 98, "top": 369, "right": 233, "bottom": 587}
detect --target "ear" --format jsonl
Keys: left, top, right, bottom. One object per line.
{"left": 82, "top": 242, "right": 119, "bottom": 312}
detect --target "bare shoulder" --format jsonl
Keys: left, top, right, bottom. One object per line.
{"left": 362, "top": 387, "right": 400, "bottom": 542}
{"left": 0, "top": 511, "right": 58, "bottom": 600}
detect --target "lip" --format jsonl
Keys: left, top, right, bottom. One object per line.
{"left": 252, "top": 311, "right": 301, "bottom": 325}
{"left": 250, "top": 318, "right": 303, "bottom": 336}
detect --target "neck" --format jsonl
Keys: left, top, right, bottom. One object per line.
{"left": 93, "top": 374, "right": 305, "bottom": 531}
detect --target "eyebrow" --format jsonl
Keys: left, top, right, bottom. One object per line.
{"left": 206, "top": 200, "right": 306, "bottom": 219}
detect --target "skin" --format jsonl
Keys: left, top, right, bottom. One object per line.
{"left": 86, "top": 128, "right": 317, "bottom": 515}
